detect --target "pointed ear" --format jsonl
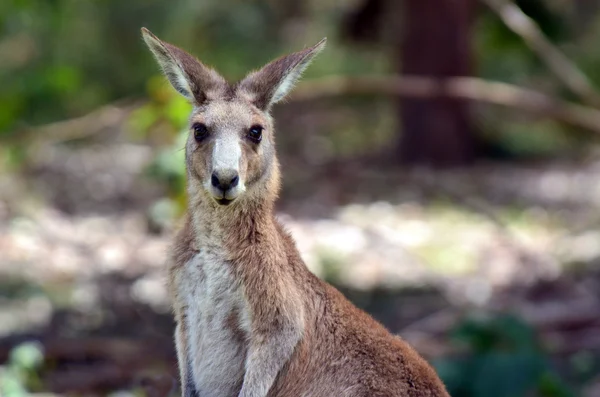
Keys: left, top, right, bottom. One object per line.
{"left": 141, "top": 27, "right": 226, "bottom": 103}
{"left": 237, "top": 38, "right": 326, "bottom": 110}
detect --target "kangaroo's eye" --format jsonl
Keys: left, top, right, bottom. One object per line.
{"left": 247, "top": 125, "right": 263, "bottom": 143}
{"left": 192, "top": 123, "right": 209, "bottom": 142}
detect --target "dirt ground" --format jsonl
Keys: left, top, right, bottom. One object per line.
{"left": 1, "top": 126, "right": 600, "bottom": 396}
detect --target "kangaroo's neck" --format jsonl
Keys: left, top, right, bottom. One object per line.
{"left": 190, "top": 192, "right": 280, "bottom": 253}
{"left": 187, "top": 158, "right": 282, "bottom": 246}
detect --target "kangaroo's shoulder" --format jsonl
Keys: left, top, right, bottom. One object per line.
{"left": 170, "top": 214, "right": 199, "bottom": 267}
{"left": 167, "top": 214, "right": 200, "bottom": 298}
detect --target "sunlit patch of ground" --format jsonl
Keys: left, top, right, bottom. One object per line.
{"left": 2, "top": 137, "right": 600, "bottom": 395}
{"left": 0, "top": 190, "right": 594, "bottom": 337}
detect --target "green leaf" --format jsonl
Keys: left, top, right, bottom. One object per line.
{"left": 9, "top": 342, "right": 44, "bottom": 371}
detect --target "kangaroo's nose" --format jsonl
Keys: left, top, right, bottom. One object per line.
{"left": 211, "top": 170, "right": 239, "bottom": 192}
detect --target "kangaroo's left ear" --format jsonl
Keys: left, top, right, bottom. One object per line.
{"left": 237, "top": 38, "right": 326, "bottom": 110}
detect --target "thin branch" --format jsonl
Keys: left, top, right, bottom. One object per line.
{"left": 9, "top": 100, "right": 141, "bottom": 145}
{"left": 12, "top": 75, "right": 600, "bottom": 144}
{"left": 480, "top": 0, "right": 600, "bottom": 107}
{"left": 291, "top": 75, "right": 600, "bottom": 134}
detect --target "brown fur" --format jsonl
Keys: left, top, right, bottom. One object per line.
{"left": 142, "top": 27, "right": 449, "bottom": 397}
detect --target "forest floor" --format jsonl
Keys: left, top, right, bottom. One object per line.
{"left": 1, "top": 127, "right": 600, "bottom": 396}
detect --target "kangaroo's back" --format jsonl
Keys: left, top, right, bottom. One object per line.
{"left": 142, "top": 27, "right": 449, "bottom": 397}
{"left": 266, "top": 224, "right": 449, "bottom": 397}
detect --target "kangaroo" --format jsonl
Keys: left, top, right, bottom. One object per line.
{"left": 142, "top": 27, "right": 450, "bottom": 397}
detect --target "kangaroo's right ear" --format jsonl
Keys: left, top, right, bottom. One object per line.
{"left": 141, "top": 27, "right": 226, "bottom": 104}
{"left": 237, "top": 38, "right": 326, "bottom": 111}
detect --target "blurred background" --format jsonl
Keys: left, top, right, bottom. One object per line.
{"left": 2, "top": 0, "right": 600, "bottom": 396}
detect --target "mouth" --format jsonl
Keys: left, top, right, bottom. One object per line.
{"left": 216, "top": 197, "right": 234, "bottom": 206}
{"left": 207, "top": 185, "right": 243, "bottom": 206}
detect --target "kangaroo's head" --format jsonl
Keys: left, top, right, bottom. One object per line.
{"left": 142, "top": 28, "right": 325, "bottom": 208}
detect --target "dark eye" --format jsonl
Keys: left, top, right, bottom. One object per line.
{"left": 247, "top": 125, "right": 263, "bottom": 143}
{"left": 192, "top": 123, "right": 209, "bottom": 142}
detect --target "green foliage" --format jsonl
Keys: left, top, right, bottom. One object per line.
{"left": 0, "top": 0, "right": 348, "bottom": 136}
{"left": 480, "top": 117, "right": 576, "bottom": 160}
{"left": 435, "top": 314, "right": 577, "bottom": 397}
{"left": 147, "top": 127, "right": 188, "bottom": 209}
{"left": 1, "top": 0, "right": 164, "bottom": 133}
{"left": 0, "top": 342, "right": 44, "bottom": 397}
{"left": 3, "top": 0, "right": 593, "bottom": 171}
{"left": 130, "top": 78, "right": 189, "bottom": 218}
{"left": 475, "top": 0, "right": 566, "bottom": 82}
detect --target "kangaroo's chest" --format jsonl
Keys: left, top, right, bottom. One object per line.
{"left": 179, "top": 250, "right": 250, "bottom": 397}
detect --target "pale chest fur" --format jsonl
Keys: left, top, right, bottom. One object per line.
{"left": 177, "top": 248, "right": 251, "bottom": 397}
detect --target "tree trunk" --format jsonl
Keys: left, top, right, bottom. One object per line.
{"left": 398, "top": 0, "right": 477, "bottom": 167}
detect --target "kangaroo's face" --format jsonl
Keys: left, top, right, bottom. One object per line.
{"left": 185, "top": 99, "right": 274, "bottom": 205}
{"left": 142, "top": 28, "right": 325, "bottom": 206}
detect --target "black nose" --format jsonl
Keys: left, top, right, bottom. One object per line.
{"left": 211, "top": 170, "right": 239, "bottom": 192}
